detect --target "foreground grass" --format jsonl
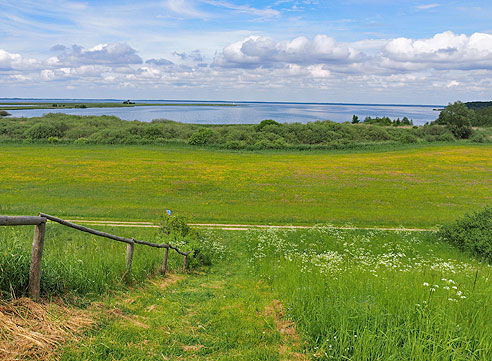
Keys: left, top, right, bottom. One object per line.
{"left": 0, "top": 143, "right": 490, "bottom": 227}
{"left": 246, "top": 228, "right": 492, "bottom": 360}
{"left": 60, "top": 232, "right": 305, "bottom": 360}
{"left": 2, "top": 226, "right": 491, "bottom": 359}
{"left": 0, "top": 225, "right": 186, "bottom": 299}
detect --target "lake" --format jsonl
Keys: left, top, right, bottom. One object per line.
{"left": 0, "top": 99, "right": 442, "bottom": 125}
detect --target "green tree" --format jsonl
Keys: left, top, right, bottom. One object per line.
{"left": 436, "top": 101, "right": 475, "bottom": 139}
{"left": 351, "top": 115, "right": 359, "bottom": 124}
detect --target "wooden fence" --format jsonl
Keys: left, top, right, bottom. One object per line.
{"left": 0, "top": 213, "right": 191, "bottom": 301}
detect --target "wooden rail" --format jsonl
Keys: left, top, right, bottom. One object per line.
{"left": 1, "top": 213, "right": 191, "bottom": 301}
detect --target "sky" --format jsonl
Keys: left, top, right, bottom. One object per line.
{"left": 1, "top": 0, "right": 492, "bottom": 104}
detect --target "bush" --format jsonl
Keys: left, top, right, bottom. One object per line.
{"left": 470, "top": 130, "right": 489, "bottom": 143}
{"left": 255, "top": 119, "right": 281, "bottom": 131}
{"left": 158, "top": 213, "right": 213, "bottom": 268}
{"left": 188, "top": 128, "right": 215, "bottom": 145}
{"left": 74, "top": 137, "right": 88, "bottom": 145}
{"left": 24, "top": 122, "right": 63, "bottom": 139}
{"left": 399, "top": 133, "right": 419, "bottom": 144}
{"left": 0, "top": 110, "right": 11, "bottom": 117}
{"left": 439, "top": 207, "right": 492, "bottom": 261}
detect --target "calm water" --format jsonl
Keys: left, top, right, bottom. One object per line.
{"left": 0, "top": 99, "right": 442, "bottom": 125}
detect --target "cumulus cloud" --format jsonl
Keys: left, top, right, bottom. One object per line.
{"left": 146, "top": 58, "right": 174, "bottom": 66}
{"left": 215, "top": 35, "right": 361, "bottom": 68}
{"left": 0, "top": 49, "right": 40, "bottom": 71}
{"left": 172, "top": 50, "right": 204, "bottom": 62}
{"left": 50, "top": 43, "right": 143, "bottom": 66}
{"left": 2, "top": 31, "right": 492, "bottom": 100}
{"left": 383, "top": 31, "right": 492, "bottom": 70}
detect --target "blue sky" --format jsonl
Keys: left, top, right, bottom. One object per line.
{"left": 1, "top": 0, "right": 492, "bottom": 103}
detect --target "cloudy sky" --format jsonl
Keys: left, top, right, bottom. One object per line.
{"left": 1, "top": 0, "right": 492, "bottom": 104}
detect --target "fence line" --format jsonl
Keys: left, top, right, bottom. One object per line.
{"left": 0, "top": 213, "right": 191, "bottom": 301}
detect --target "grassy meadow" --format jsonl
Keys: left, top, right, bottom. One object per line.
{"left": 0, "top": 224, "right": 205, "bottom": 299}
{"left": 1, "top": 141, "right": 491, "bottom": 360}
{"left": 52, "top": 228, "right": 492, "bottom": 360}
{"left": 0, "top": 143, "right": 491, "bottom": 227}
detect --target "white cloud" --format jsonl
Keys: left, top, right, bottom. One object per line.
{"left": 416, "top": 4, "right": 440, "bottom": 10}
{"left": 2, "top": 31, "right": 492, "bottom": 102}
{"left": 0, "top": 49, "right": 40, "bottom": 70}
{"left": 202, "top": 0, "right": 280, "bottom": 18}
{"left": 51, "top": 43, "right": 143, "bottom": 66}
{"left": 215, "top": 35, "right": 361, "bottom": 68}
{"left": 164, "top": 0, "right": 210, "bottom": 18}
{"left": 383, "top": 31, "right": 492, "bottom": 70}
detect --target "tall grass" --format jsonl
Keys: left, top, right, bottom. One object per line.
{"left": 245, "top": 227, "right": 492, "bottom": 360}
{"left": 0, "top": 224, "right": 185, "bottom": 299}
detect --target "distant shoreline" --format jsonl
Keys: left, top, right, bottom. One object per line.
{"left": 0, "top": 98, "right": 444, "bottom": 108}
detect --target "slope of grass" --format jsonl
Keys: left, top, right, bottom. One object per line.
{"left": 0, "top": 143, "right": 490, "bottom": 227}
{"left": 245, "top": 228, "right": 492, "bottom": 360}
{"left": 0, "top": 225, "right": 190, "bottom": 299}
{"left": 54, "top": 228, "right": 492, "bottom": 360}
{"left": 60, "top": 231, "right": 306, "bottom": 360}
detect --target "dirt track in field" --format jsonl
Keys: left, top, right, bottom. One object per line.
{"left": 62, "top": 219, "right": 432, "bottom": 232}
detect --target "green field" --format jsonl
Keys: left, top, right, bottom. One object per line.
{"left": 0, "top": 143, "right": 490, "bottom": 227}
{"left": 1, "top": 142, "right": 491, "bottom": 359}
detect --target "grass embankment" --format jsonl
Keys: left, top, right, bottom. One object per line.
{"left": 0, "top": 225, "right": 188, "bottom": 299}
{"left": 54, "top": 229, "right": 492, "bottom": 360}
{"left": 0, "top": 143, "right": 490, "bottom": 227}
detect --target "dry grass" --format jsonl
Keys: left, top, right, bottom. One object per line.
{"left": 264, "top": 299, "right": 308, "bottom": 361}
{"left": 0, "top": 298, "right": 94, "bottom": 360}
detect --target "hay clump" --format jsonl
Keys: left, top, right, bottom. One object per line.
{"left": 0, "top": 297, "right": 94, "bottom": 360}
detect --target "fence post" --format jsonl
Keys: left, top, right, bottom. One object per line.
{"left": 125, "top": 240, "right": 135, "bottom": 278}
{"left": 161, "top": 247, "right": 169, "bottom": 276}
{"left": 29, "top": 221, "right": 46, "bottom": 301}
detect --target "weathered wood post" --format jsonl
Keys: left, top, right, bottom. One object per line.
{"left": 29, "top": 220, "right": 46, "bottom": 300}
{"left": 161, "top": 247, "right": 169, "bottom": 276}
{"left": 125, "top": 239, "right": 135, "bottom": 278}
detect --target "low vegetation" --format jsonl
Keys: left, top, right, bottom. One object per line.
{"left": 0, "top": 223, "right": 225, "bottom": 299}
{"left": 439, "top": 206, "right": 492, "bottom": 261}
{"left": 1, "top": 112, "right": 490, "bottom": 150}
{"left": 246, "top": 227, "right": 492, "bottom": 360}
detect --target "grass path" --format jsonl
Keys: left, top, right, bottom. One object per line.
{"left": 60, "top": 252, "right": 307, "bottom": 360}
{"left": 64, "top": 219, "right": 433, "bottom": 232}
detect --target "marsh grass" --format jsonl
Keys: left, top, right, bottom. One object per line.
{"left": 246, "top": 227, "right": 492, "bottom": 360}
{"left": 0, "top": 224, "right": 186, "bottom": 299}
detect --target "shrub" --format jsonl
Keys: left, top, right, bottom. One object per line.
{"left": 47, "top": 136, "right": 60, "bottom": 143}
{"left": 439, "top": 207, "right": 492, "bottom": 261}
{"left": 255, "top": 119, "right": 281, "bottom": 131}
{"left": 470, "top": 130, "right": 490, "bottom": 143}
{"left": 24, "top": 122, "right": 63, "bottom": 139}
{"left": 188, "top": 128, "right": 215, "bottom": 145}
{"left": 158, "top": 214, "right": 213, "bottom": 268}
{"left": 74, "top": 137, "right": 88, "bottom": 145}
{"left": 399, "top": 133, "right": 418, "bottom": 144}
{"left": 0, "top": 110, "right": 10, "bottom": 117}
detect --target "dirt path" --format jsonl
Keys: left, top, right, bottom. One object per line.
{"left": 63, "top": 219, "right": 433, "bottom": 232}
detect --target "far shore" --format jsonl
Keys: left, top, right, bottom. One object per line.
{"left": 0, "top": 102, "right": 239, "bottom": 111}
